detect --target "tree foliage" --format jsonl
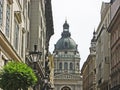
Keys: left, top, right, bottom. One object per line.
{"left": 0, "top": 61, "right": 37, "bottom": 90}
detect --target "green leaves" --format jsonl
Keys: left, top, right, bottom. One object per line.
{"left": 0, "top": 61, "right": 37, "bottom": 90}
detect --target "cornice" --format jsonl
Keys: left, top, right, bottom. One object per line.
{"left": 0, "top": 31, "right": 22, "bottom": 62}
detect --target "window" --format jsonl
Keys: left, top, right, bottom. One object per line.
{"left": 14, "top": 21, "right": 19, "bottom": 50}
{"left": 4, "top": 59, "right": 8, "bottom": 65}
{"left": 76, "top": 63, "right": 79, "bottom": 70}
{"left": 70, "top": 63, "right": 73, "bottom": 70}
{"left": 61, "top": 86, "right": 71, "bottom": 90}
{"left": 54, "top": 62, "right": 56, "bottom": 68}
{"left": 21, "top": 31, "right": 24, "bottom": 57}
{"left": 28, "top": 2, "right": 30, "bottom": 19}
{"left": 64, "top": 51, "right": 67, "bottom": 54}
{"left": 5, "top": 4, "right": 10, "bottom": 37}
{"left": 65, "top": 42, "right": 68, "bottom": 48}
{"left": 0, "top": 0, "right": 3, "bottom": 26}
{"left": 59, "top": 62, "right": 62, "bottom": 70}
{"left": 27, "top": 32, "right": 29, "bottom": 49}
{"left": 99, "top": 63, "right": 102, "bottom": 77}
{"left": 64, "top": 62, "right": 68, "bottom": 70}
{"left": 56, "top": 51, "right": 58, "bottom": 55}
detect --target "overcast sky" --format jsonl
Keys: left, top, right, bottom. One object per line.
{"left": 50, "top": 0, "right": 110, "bottom": 69}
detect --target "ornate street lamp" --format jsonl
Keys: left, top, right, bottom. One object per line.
{"left": 28, "top": 45, "right": 52, "bottom": 90}
{"left": 29, "top": 45, "right": 42, "bottom": 63}
{"left": 28, "top": 45, "right": 42, "bottom": 90}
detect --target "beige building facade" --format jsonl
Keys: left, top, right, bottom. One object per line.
{"left": 26, "top": 0, "right": 54, "bottom": 89}
{"left": 81, "top": 1, "right": 120, "bottom": 90}
{"left": 96, "top": 2, "right": 111, "bottom": 90}
{"left": 0, "top": 0, "right": 54, "bottom": 90}
{"left": 108, "top": 0, "right": 120, "bottom": 90}
{"left": 48, "top": 54, "right": 54, "bottom": 89}
{"left": 0, "top": 0, "right": 29, "bottom": 66}
{"left": 81, "top": 31, "right": 97, "bottom": 90}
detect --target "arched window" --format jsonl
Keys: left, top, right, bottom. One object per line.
{"left": 61, "top": 86, "right": 71, "bottom": 90}
{"left": 65, "top": 42, "right": 68, "bottom": 48}
{"left": 64, "top": 62, "right": 68, "bottom": 70}
{"left": 54, "top": 62, "right": 56, "bottom": 68}
{"left": 59, "top": 62, "right": 62, "bottom": 70}
{"left": 76, "top": 63, "right": 79, "bottom": 69}
{"left": 70, "top": 63, "right": 73, "bottom": 70}
{"left": 0, "top": 0, "right": 3, "bottom": 25}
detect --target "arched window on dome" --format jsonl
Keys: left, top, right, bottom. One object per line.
{"left": 59, "top": 62, "right": 62, "bottom": 70}
{"left": 64, "top": 62, "right": 68, "bottom": 70}
{"left": 65, "top": 42, "right": 68, "bottom": 48}
{"left": 70, "top": 63, "right": 73, "bottom": 70}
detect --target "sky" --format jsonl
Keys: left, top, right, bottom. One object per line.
{"left": 49, "top": 0, "right": 110, "bottom": 69}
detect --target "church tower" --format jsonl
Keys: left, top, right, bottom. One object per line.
{"left": 89, "top": 30, "right": 96, "bottom": 54}
{"left": 53, "top": 20, "right": 82, "bottom": 90}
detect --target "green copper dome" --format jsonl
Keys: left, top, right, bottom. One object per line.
{"left": 54, "top": 20, "right": 78, "bottom": 51}
{"left": 55, "top": 37, "right": 77, "bottom": 50}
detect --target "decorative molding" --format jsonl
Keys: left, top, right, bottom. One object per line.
{"left": 14, "top": 11, "right": 22, "bottom": 24}
{"left": 7, "top": 0, "right": 13, "bottom": 4}
{"left": 22, "top": 27, "right": 26, "bottom": 33}
{"left": 0, "top": 31, "right": 21, "bottom": 61}
{"left": 55, "top": 74, "right": 82, "bottom": 80}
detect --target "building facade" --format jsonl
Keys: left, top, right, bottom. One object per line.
{"left": 108, "top": 0, "right": 120, "bottom": 89}
{"left": 96, "top": 2, "right": 111, "bottom": 90}
{"left": 81, "top": 31, "right": 97, "bottom": 90}
{"left": 81, "top": 0, "right": 120, "bottom": 90}
{"left": 26, "top": 0, "right": 54, "bottom": 89}
{"left": 0, "top": 0, "right": 29, "bottom": 66}
{"left": 48, "top": 54, "right": 54, "bottom": 89}
{"left": 53, "top": 20, "right": 82, "bottom": 90}
{"left": 0, "top": 0, "right": 54, "bottom": 90}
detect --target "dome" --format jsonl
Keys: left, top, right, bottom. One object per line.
{"left": 54, "top": 20, "right": 78, "bottom": 51}
{"left": 55, "top": 37, "right": 77, "bottom": 50}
